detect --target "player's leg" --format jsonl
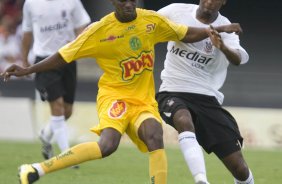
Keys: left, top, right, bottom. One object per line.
{"left": 64, "top": 102, "right": 73, "bottom": 120}
{"left": 174, "top": 109, "right": 209, "bottom": 184}
{"left": 19, "top": 128, "right": 121, "bottom": 183}
{"left": 48, "top": 97, "right": 70, "bottom": 152}
{"left": 35, "top": 65, "right": 70, "bottom": 159}
{"left": 208, "top": 106, "right": 254, "bottom": 184}
{"left": 45, "top": 61, "right": 77, "bottom": 157}
{"left": 39, "top": 61, "right": 76, "bottom": 157}
{"left": 62, "top": 61, "right": 76, "bottom": 121}
{"left": 213, "top": 141, "right": 254, "bottom": 184}
{"left": 156, "top": 92, "right": 208, "bottom": 184}
{"left": 138, "top": 116, "right": 167, "bottom": 184}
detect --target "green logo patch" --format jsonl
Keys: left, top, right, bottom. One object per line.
{"left": 129, "top": 36, "right": 142, "bottom": 51}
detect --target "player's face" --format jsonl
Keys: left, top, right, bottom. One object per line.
{"left": 111, "top": 0, "right": 137, "bottom": 22}
{"left": 199, "top": 0, "right": 226, "bottom": 14}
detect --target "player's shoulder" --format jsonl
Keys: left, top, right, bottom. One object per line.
{"left": 66, "top": 0, "right": 82, "bottom": 6}
{"left": 137, "top": 8, "right": 159, "bottom": 17}
{"left": 217, "top": 13, "right": 232, "bottom": 24}
{"left": 136, "top": 8, "right": 168, "bottom": 22}
{"left": 99, "top": 12, "right": 117, "bottom": 25}
{"left": 83, "top": 21, "right": 104, "bottom": 33}
{"left": 24, "top": 0, "right": 34, "bottom": 3}
{"left": 160, "top": 3, "right": 196, "bottom": 12}
{"left": 84, "top": 14, "right": 114, "bottom": 34}
{"left": 23, "top": 0, "right": 35, "bottom": 5}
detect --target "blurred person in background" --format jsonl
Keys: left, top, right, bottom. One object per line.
{"left": 21, "top": 0, "right": 90, "bottom": 161}
{"left": 0, "top": 0, "right": 23, "bottom": 24}
{"left": 156, "top": 1, "right": 254, "bottom": 184}
{"left": 1, "top": 0, "right": 243, "bottom": 183}
{"left": 0, "top": 15, "right": 22, "bottom": 74}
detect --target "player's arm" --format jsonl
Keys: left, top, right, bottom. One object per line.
{"left": 21, "top": 31, "right": 33, "bottom": 67}
{"left": 0, "top": 53, "right": 67, "bottom": 81}
{"left": 207, "top": 25, "right": 242, "bottom": 65}
{"left": 181, "top": 23, "right": 243, "bottom": 43}
{"left": 75, "top": 27, "right": 85, "bottom": 36}
{"left": 74, "top": 24, "right": 88, "bottom": 36}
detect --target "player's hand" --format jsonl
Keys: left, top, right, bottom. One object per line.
{"left": 22, "top": 60, "right": 31, "bottom": 68}
{"left": 221, "top": 23, "right": 243, "bottom": 35}
{"left": 0, "top": 64, "right": 28, "bottom": 82}
{"left": 208, "top": 25, "right": 224, "bottom": 49}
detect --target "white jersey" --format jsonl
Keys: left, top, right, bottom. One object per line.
{"left": 22, "top": 0, "right": 91, "bottom": 56}
{"left": 158, "top": 3, "right": 249, "bottom": 104}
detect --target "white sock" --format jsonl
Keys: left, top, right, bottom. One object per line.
{"left": 234, "top": 169, "right": 254, "bottom": 184}
{"left": 50, "top": 115, "right": 70, "bottom": 152}
{"left": 178, "top": 131, "right": 208, "bottom": 183}
{"left": 32, "top": 163, "right": 45, "bottom": 176}
{"left": 40, "top": 123, "right": 53, "bottom": 143}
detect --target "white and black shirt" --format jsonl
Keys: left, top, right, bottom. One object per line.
{"left": 22, "top": 0, "right": 91, "bottom": 56}
{"left": 157, "top": 3, "right": 249, "bottom": 104}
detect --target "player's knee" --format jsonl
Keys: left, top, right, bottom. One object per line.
{"left": 232, "top": 161, "right": 249, "bottom": 180}
{"left": 64, "top": 105, "right": 73, "bottom": 120}
{"left": 64, "top": 110, "right": 72, "bottom": 120}
{"left": 145, "top": 129, "right": 164, "bottom": 150}
{"left": 98, "top": 140, "right": 119, "bottom": 157}
{"left": 235, "top": 164, "right": 249, "bottom": 181}
{"left": 174, "top": 116, "right": 195, "bottom": 133}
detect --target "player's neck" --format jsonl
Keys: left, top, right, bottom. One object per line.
{"left": 196, "top": 9, "right": 218, "bottom": 24}
{"left": 114, "top": 12, "right": 137, "bottom": 23}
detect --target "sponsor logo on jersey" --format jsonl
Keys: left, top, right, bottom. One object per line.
{"left": 62, "top": 10, "right": 67, "bottom": 18}
{"left": 127, "top": 25, "right": 136, "bottom": 31}
{"left": 129, "top": 36, "right": 142, "bottom": 50}
{"left": 100, "top": 35, "right": 124, "bottom": 42}
{"left": 170, "top": 46, "right": 213, "bottom": 69}
{"left": 146, "top": 23, "right": 156, "bottom": 33}
{"left": 120, "top": 50, "right": 153, "bottom": 81}
{"left": 40, "top": 20, "right": 68, "bottom": 33}
{"left": 108, "top": 101, "right": 126, "bottom": 118}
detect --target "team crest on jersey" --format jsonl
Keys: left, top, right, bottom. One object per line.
{"left": 120, "top": 50, "right": 154, "bottom": 81}
{"left": 108, "top": 101, "right": 127, "bottom": 118}
{"left": 204, "top": 40, "right": 213, "bottom": 53}
{"left": 129, "top": 36, "right": 142, "bottom": 50}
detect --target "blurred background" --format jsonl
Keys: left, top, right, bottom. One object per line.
{"left": 0, "top": 0, "right": 281, "bottom": 149}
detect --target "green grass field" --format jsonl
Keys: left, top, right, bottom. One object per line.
{"left": 0, "top": 141, "right": 281, "bottom": 184}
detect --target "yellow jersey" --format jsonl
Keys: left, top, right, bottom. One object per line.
{"left": 59, "top": 8, "right": 187, "bottom": 106}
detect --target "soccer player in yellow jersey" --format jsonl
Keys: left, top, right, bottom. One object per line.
{"left": 1, "top": 0, "right": 243, "bottom": 183}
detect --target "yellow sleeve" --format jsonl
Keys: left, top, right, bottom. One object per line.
{"left": 58, "top": 23, "right": 99, "bottom": 63}
{"left": 153, "top": 13, "right": 188, "bottom": 43}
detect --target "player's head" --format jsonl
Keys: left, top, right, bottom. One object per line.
{"left": 110, "top": 0, "right": 137, "bottom": 23}
{"left": 198, "top": 0, "right": 226, "bottom": 14}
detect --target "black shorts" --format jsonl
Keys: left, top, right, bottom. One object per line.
{"left": 156, "top": 91, "right": 243, "bottom": 158}
{"left": 34, "top": 56, "right": 77, "bottom": 104}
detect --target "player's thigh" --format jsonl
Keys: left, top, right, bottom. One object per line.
{"left": 62, "top": 62, "right": 77, "bottom": 104}
{"left": 91, "top": 99, "right": 130, "bottom": 136}
{"left": 126, "top": 105, "right": 163, "bottom": 153}
{"left": 35, "top": 71, "right": 64, "bottom": 102}
{"left": 212, "top": 139, "right": 242, "bottom": 159}
{"left": 156, "top": 92, "right": 187, "bottom": 129}
{"left": 212, "top": 141, "right": 249, "bottom": 175}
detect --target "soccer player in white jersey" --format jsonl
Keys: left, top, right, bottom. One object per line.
{"left": 21, "top": 0, "right": 90, "bottom": 160}
{"left": 156, "top": 1, "right": 254, "bottom": 184}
